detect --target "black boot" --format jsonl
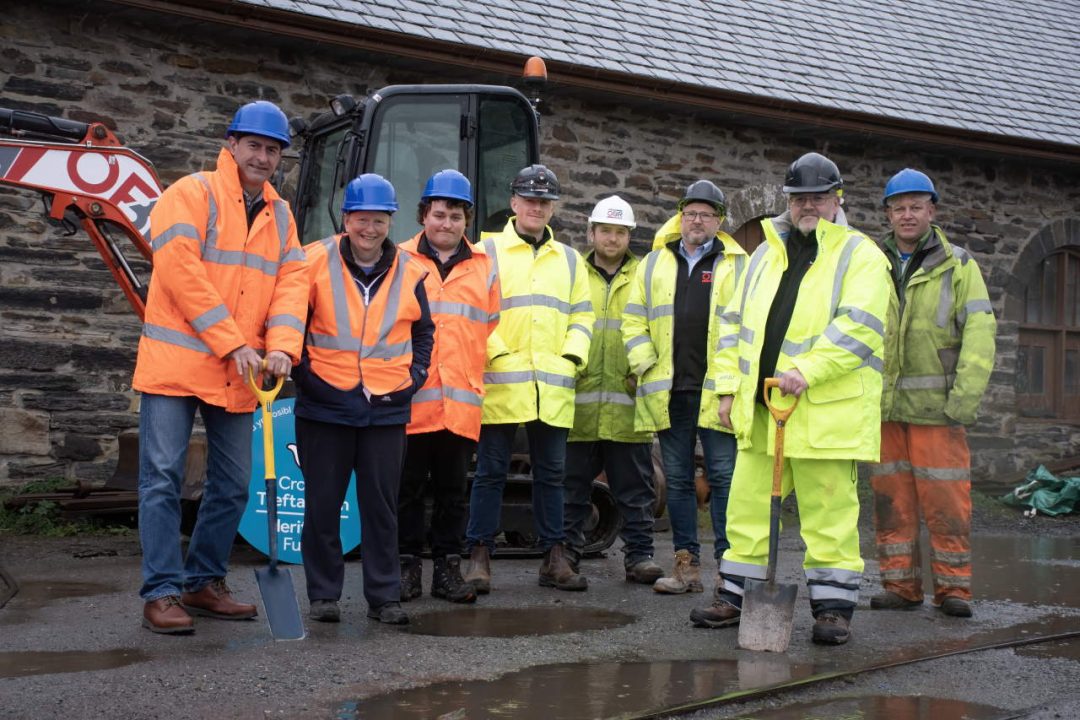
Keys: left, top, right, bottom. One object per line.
{"left": 400, "top": 554, "right": 422, "bottom": 602}
{"left": 432, "top": 555, "right": 477, "bottom": 603}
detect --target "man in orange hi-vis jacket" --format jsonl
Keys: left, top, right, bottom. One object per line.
{"left": 133, "top": 101, "right": 309, "bottom": 635}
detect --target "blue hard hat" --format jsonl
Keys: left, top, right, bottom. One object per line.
{"left": 226, "top": 101, "right": 291, "bottom": 148}
{"left": 883, "top": 168, "right": 939, "bottom": 206}
{"left": 422, "top": 169, "right": 473, "bottom": 206}
{"left": 342, "top": 173, "right": 398, "bottom": 213}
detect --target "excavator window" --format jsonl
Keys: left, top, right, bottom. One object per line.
{"left": 476, "top": 96, "right": 533, "bottom": 238}
{"left": 299, "top": 122, "right": 349, "bottom": 245}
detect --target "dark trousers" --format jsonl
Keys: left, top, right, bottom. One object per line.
{"left": 297, "top": 417, "right": 405, "bottom": 609}
{"left": 398, "top": 429, "right": 474, "bottom": 558}
{"left": 565, "top": 440, "right": 656, "bottom": 566}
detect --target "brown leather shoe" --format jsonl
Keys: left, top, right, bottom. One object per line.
{"left": 464, "top": 545, "right": 492, "bottom": 594}
{"left": 539, "top": 543, "right": 588, "bottom": 591}
{"left": 142, "top": 595, "right": 194, "bottom": 635}
{"left": 653, "top": 550, "right": 703, "bottom": 594}
{"left": 181, "top": 578, "right": 257, "bottom": 620}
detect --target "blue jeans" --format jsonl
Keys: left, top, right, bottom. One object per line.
{"left": 657, "top": 391, "right": 737, "bottom": 561}
{"left": 138, "top": 393, "right": 252, "bottom": 601}
{"left": 467, "top": 421, "right": 568, "bottom": 553}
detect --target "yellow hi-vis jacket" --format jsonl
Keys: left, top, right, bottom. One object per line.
{"left": 880, "top": 225, "right": 996, "bottom": 426}
{"left": 479, "top": 219, "right": 594, "bottom": 428}
{"left": 711, "top": 211, "right": 891, "bottom": 461}
{"left": 133, "top": 148, "right": 308, "bottom": 412}
{"left": 569, "top": 252, "right": 652, "bottom": 444}
{"left": 622, "top": 234, "right": 747, "bottom": 433}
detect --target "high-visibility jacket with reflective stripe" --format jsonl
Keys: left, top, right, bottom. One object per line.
{"left": 479, "top": 219, "right": 594, "bottom": 428}
{"left": 132, "top": 148, "right": 308, "bottom": 412}
{"left": 651, "top": 213, "right": 682, "bottom": 250}
{"left": 400, "top": 233, "right": 501, "bottom": 440}
{"left": 569, "top": 253, "right": 652, "bottom": 443}
{"left": 712, "top": 211, "right": 891, "bottom": 461}
{"left": 880, "top": 225, "right": 996, "bottom": 426}
{"left": 622, "top": 235, "right": 747, "bottom": 433}
{"left": 304, "top": 236, "right": 426, "bottom": 395}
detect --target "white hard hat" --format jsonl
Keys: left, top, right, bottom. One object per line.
{"left": 588, "top": 195, "right": 636, "bottom": 229}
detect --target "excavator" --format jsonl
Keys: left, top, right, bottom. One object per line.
{"left": 0, "top": 59, "right": 641, "bottom": 558}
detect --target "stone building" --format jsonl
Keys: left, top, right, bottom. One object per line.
{"left": 1, "top": 0, "right": 1078, "bottom": 487}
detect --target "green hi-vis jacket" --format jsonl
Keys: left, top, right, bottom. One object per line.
{"left": 879, "top": 225, "right": 996, "bottom": 426}
{"left": 711, "top": 211, "right": 890, "bottom": 461}
{"left": 623, "top": 234, "right": 747, "bottom": 433}
{"left": 569, "top": 253, "right": 652, "bottom": 444}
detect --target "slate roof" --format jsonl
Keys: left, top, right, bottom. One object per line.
{"left": 241, "top": 0, "right": 1080, "bottom": 147}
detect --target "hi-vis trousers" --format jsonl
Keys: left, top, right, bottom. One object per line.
{"left": 870, "top": 422, "right": 972, "bottom": 604}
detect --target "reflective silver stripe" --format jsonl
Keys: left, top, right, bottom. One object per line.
{"left": 482, "top": 239, "right": 499, "bottom": 289}
{"left": 781, "top": 337, "right": 816, "bottom": 356}
{"left": 738, "top": 326, "right": 755, "bottom": 344}
{"left": 931, "top": 548, "right": 971, "bottom": 566}
{"left": 266, "top": 314, "right": 305, "bottom": 333}
{"left": 720, "top": 558, "right": 767, "bottom": 580}
{"left": 715, "top": 333, "right": 738, "bottom": 350}
{"left": 575, "top": 391, "right": 634, "bottom": 407}
{"left": 869, "top": 460, "right": 913, "bottom": 476}
{"left": 307, "top": 333, "right": 360, "bottom": 351}
{"left": 489, "top": 311, "right": 500, "bottom": 324}
{"left": 722, "top": 578, "right": 746, "bottom": 596}
{"left": 569, "top": 301, "right": 592, "bottom": 314}
{"left": 625, "top": 335, "right": 650, "bottom": 353}
{"left": 444, "top": 385, "right": 483, "bottom": 406}
{"left": 569, "top": 323, "right": 592, "bottom": 340}
{"left": 191, "top": 304, "right": 229, "bottom": 333}
{"left": 152, "top": 222, "right": 200, "bottom": 252}
{"left": 859, "top": 356, "right": 885, "bottom": 373}
{"left": 502, "top": 294, "right": 571, "bottom": 313}
{"left": 203, "top": 246, "right": 280, "bottom": 276}
{"left": 643, "top": 250, "right": 661, "bottom": 310}
{"left": 594, "top": 318, "right": 622, "bottom": 331}
{"left": 562, "top": 242, "right": 577, "bottom": 288}
{"left": 912, "top": 466, "right": 969, "bottom": 481}
{"left": 824, "top": 324, "right": 875, "bottom": 361}
{"left": 734, "top": 253, "right": 746, "bottom": 282}
{"left": 878, "top": 541, "right": 916, "bottom": 556}
{"left": 958, "top": 298, "right": 993, "bottom": 325}
{"left": 830, "top": 236, "right": 861, "bottom": 317}
{"left": 881, "top": 567, "right": 916, "bottom": 581}
{"left": 739, "top": 357, "right": 751, "bottom": 375}
{"left": 623, "top": 303, "right": 647, "bottom": 317}
{"left": 937, "top": 575, "right": 971, "bottom": 589}
{"left": 739, "top": 246, "right": 767, "bottom": 318}
{"left": 281, "top": 247, "right": 305, "bottom": 264}
{"left": 536, "top": 370, "right": 576, "bottom": 388}
{"left": 430, "top": 301, "right": 488, "bottom": 323}
{"left": 484, "top": 370, "right": 534, "bottom": 384}
{"left": 936, "top": 268, "right": 954, "bottom": 328}
{"left": 717, "top": 310, "right": 740, "bottom": 324}
{"left": 636, "top": 377, "right": 672, "bottom": 397}
{"left": 143, "top": 323, "right": 212, "bottom": 354}
{"left": 322, "top": 236, "right": 352, "bottom": 339}
{"left": 193, "top": 173, "right": 218, "bottom": 250}
{"left": 363, "top": 339, "right": 411, "bottom": 361}
{"left": 649, "top": 303, "right": 674, "bottom": 320}
{"left": 896, "top": 374, "right": 953, "bottom": 390}
{"left": 367, "top": 252, "right": 409, "bottom": 360}
{"left": 837, "top": 306, "right": 885, "bottom": 337}
{"left": 806, "top": 567, "right": 860, "bottom": 602}
{"left": 703, "top": 378, "right": 715, "bottom": 392}
{"left": 271, "top": 199, "right": 290, "bottom": 253}
{"left": 412, "top": 387, "right": 442, "bottom": 403}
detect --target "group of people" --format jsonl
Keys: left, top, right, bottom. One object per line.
{"left": 134, "top": 100, "right": 997, "bottom": 648}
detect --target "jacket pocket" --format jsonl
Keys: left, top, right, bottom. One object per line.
{"left": 805, "top": 373, "right": 865, "bottom": 449}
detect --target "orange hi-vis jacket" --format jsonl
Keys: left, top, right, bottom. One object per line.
{"left": 132, "top": 148, "right": 308, "bottom": 412}
{"left": 303, "top": 235, "right": 427, "bottom": 395}
{"left": 400, "top": 233, "right": 501, "bottom": 440}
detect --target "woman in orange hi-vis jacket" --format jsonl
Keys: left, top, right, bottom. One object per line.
{"left": 396, "top": 170, "right": 501, "bottom": 606}
{"left": 293, "top": 174, "right": 434, "bottom": 626}
{"left": 134, "top": 101, "right": 309, "bottom": 635}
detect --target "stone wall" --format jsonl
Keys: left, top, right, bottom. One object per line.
{"left": 2, "top": 0, "right": 1078, "bottom": 487}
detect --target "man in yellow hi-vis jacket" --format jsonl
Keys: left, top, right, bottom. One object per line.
{"left": 464, "top": 165, "right": 594, "bottom": 592}
{"left": 690, "top": 153, "right": 891, "bottom": 647}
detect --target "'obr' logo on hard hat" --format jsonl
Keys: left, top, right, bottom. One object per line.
{"left": 606, "top": 208, "right": 624, "bottom": 219}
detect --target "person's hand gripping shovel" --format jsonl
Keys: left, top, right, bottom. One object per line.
{"left": 247, "top": 363, "right": 306, "bottom": 641}
{"left": 738, "top": 377, "right": 799, "bottom": 653}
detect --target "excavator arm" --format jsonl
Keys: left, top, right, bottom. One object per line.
{"left": 0, "top": 108, "right": 161, "bottom": 319}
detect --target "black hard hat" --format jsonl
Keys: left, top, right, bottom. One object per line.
{"left": 678, "top": 179, "right": 726, "bottom": 214}
{"left": 782, "top": 152, "right": 843, "bottom": 194}
{"left": 511, "top": 164, "right": 560, "bottom": 200}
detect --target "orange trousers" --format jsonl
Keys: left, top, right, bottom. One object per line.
{"left": 870, "top": 422, "right": 972, "bottom": 604}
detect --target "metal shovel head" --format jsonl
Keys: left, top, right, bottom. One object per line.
{"left": 738, "top": 578, "right": 798, "bottom": 653}
{"left": 255, "top": 564, "right": 306, "bottom": 641}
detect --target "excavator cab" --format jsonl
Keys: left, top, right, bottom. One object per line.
{"left": 293, "top": 85, "right": 540, "bottom": 245}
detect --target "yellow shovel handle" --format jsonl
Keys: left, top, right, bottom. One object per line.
{"left": 246, "top": 363, "right": 284, "bottom": 479}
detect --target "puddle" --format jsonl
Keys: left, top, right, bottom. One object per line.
{"left": 971, "top": 535, "right": 1080, "bottom": 606}
{"left": 10, "top": 580, "right": 117, "bottom": 605}
{"left": 336, "top": 657, "right": 816, "bottom": 720}
{"left": 406, "top": 607, "right": 635, "bottom": 637}
{"left": 0, "top": 648, "right": 149, "bottom": 679}
{"left": 1015, "top": 636, "right": 1080, "bottom": 662}
{"left": 730, "top": 695, "right": 1005, "bottom": 719}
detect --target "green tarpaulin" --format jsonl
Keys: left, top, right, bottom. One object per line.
{"left": 1001, "top": 465, "right": 1080, "bottom": 516}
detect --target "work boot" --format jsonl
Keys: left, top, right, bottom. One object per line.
{"left": 939, "top": 597, "right": 973, "bottom": 618}
{"left": 811, "top": 612, "right": 851, "bottom": 645}
{"left": 181, "top": 578, "right": 257, "bottom": 620}
{"left": 625, "top": 558, "right": 664, "bottom": 585}
{"left": 689, "top": 596, "right": 741, "bottom": 628}
{"left": 309, "top": 600, "right": 340, "bottom": 623}
{"left": 464, "top": 545, "right": 492, "bottom": 594}
{"left": 142, "top": 595, "right": 194, "bottom": 635}
{"left": 432, "top": 555, "right": 477, "bottom": 604}
{"left": 399, "top": 554, "right": 423, "bottom": 602}
{"left": 367, "top": 601, "right": 409, "bottom": 625}
{"left": 653, "top": 550, "right": 703, "bottom": 594}
{"left": 870, "top": 591, "right": 923, "bottom": 610}
{"left": 539, "top": 543, "right": 588, "bottom": 591}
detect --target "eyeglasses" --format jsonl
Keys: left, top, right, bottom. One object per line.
{"left": 788, "top": 194, "right": 835, "bottom": 208}
{"left": 682, "top": 211, "right": 719, "bottom": 221}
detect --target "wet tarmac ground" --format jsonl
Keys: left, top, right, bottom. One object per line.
{"left": 1, "top": 531, "right": 1078, "bottom": 719}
